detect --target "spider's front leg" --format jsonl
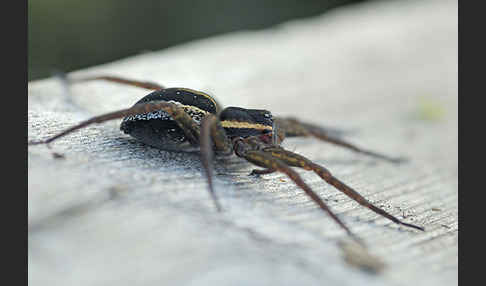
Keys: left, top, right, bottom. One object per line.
{"left": 232, "top": 137, "right": 361, "bottom": 242}
{"left": 274, "top": 117, "right": 406, "bottom": 163}
{"left": 257, "top": 146, "right": 424, "bottom": 231}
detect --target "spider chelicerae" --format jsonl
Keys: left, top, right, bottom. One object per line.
{"left": 28, "top": 75, "right": 424, "bottom": 243}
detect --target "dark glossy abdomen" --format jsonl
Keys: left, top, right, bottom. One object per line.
{"left": 120, "top": 88, "right": 218, "bottom": 151}
{"left": 121, "top": 116, "right": 191, "bottom": 151}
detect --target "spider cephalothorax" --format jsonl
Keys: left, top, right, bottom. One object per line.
{"left": 28, "top": 75, "right": 424, "bottom": 244}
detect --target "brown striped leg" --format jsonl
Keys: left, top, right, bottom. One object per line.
{"left": 200, "top": 114, "right": 233, "bottom": 211}
{"left": 67, "top": 75, "right": 225, "bottom": 120}
{"left": 233, "top": 142, "right": 362, "bottom": 243}
{"left": 70, "top": 75, "right": 165, "bottom": 90}
{"left": 274, "top": 117, "right": 406, "bottom": 163}
{"left": 28, "top": 100, "right": 200, "bottom": 146}
{"left": 261, "top": 147, "right": 424, "bottom": 231}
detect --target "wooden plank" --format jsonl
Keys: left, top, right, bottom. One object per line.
{"left": 28, "top": 0, "right": 457, "bottom": 285}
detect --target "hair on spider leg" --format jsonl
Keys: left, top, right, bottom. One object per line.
{"left": 28, "top": 74, "right": 425, "bottom": 244}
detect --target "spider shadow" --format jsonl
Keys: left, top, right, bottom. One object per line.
{"left": 104, "top": 135, "right": 203, "bottom": 170}
{"left": 73, "top": 135, "right": 422, "bottom": 238}
{"left": 104, "top": 135, "right": 384, "bottom": 189}
{"left": 103, "top": 135, "right": 281, "bottom": 202}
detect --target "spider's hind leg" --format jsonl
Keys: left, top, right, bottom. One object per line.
{"left": 28, "top": 100, "right": 201, "bottom": 146}
{"left": 260, "top": 146, "right": 424, "bottom": 231}
{"left": 274, "top": 117, "right": 406, "bottom": 163}
{"left": 70, "top": 75, "right": 165, "bottom": 90}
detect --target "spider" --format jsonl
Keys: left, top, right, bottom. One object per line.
{"left": 28, "top": 75, "right": 424, "bottom": 243}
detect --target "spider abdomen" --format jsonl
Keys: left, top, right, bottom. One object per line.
{"left": 120, "top": 88, "right": 218, "bottom": 151}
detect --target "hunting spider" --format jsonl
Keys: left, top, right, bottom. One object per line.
{"left": 28, "top": 75, "right": 424, "bottom": 243}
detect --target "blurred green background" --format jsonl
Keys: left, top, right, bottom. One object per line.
{"left": 28, "top": 0, "right": 367, "bottom": 81}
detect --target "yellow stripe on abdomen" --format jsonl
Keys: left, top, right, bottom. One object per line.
{"left": 220, "top": 120, "right": 273, "bottom": 131}
{"left": 179, "top": 88, "right": 219, "bottom": 112}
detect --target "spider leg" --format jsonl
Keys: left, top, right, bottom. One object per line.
{"left": 233, "top": 141, "right": 361, "bottom": 242}
{"left": 274, "top": 117, "right": 406, "bottom": 163}
{"left": 28, "top": 100, "right": 200, "bottom": 146}
{"left": 200, "top": 114, "right": 233, "bottom": 211}
{"left": 70, "top": 75, "right": 165, "bottom": 90}
{"left": 261, "top": 146, "right": 424, "bottom": 231}
{"left": 68, "top": 75, "right": 223, "bottom": 112}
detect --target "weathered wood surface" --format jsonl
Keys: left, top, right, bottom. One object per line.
{"left": 28, "top": 0, "right": 458, "bottom": 285}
